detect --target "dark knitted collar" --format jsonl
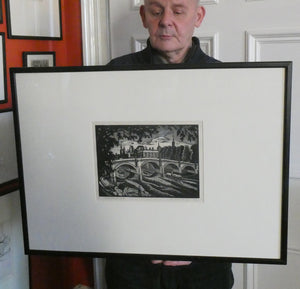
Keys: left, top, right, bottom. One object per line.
{"left": 149, "top": 37, "right": 199, "bottom": 64}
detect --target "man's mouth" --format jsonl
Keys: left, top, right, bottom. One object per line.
{"left": 159, "top": 34, "right": 173, "bottom": 40}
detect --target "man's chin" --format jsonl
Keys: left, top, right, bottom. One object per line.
{"left": 152, "top": 42, "right": 181, "bottom": 54}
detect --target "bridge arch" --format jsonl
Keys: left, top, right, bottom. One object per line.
{"left": 181, "top": 165, "right": 197, "bottom": 176}
{"left": 163, "top": 162, "right": 180, "bottom": 176}
{"left": 114, "top": 163, "right": 137, "bottom": 180}
{"left": 141, "top": 161, "right": 160, "bottom": 177}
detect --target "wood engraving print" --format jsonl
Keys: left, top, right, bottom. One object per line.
{"left": 95, "top": 124, "right": 201, "bottom": 198}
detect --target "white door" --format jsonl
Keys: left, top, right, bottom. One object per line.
{"left": 82, "top": 0, "right": 300, "bottom": 288}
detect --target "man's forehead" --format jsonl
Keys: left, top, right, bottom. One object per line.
{"left": 144, "top": 0, "right": 198, "bottom": 7}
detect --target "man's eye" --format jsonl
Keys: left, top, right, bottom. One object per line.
{"left": 174, "top": 10, "right": 184, "bottom": 15}
{"left": 151, "top": 10, "right": 162, "bottom": 16}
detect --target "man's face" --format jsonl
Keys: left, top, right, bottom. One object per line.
{"left": 140, "top": 0, "right": 205, "bottom": 57}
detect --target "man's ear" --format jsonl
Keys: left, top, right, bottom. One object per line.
{"left": 140, "top": 5, "right": 148, "bottom": 28}
{"left": 195, "top": 6, "right": 206, "bottom": 28}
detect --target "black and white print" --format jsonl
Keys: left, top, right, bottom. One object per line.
{"left": 95, "top": 124, "right": 201, "bottom": 198}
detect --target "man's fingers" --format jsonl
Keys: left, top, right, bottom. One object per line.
{"left": 151, "top": 260, "right": 164, "bottom": 264}
{"left": 163, "top": 261, "right": 192, "bottom": 266}
{"left": 151, "top": 260, "right": 192, "bottom": 266}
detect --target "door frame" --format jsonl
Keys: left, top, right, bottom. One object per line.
{"left": 81, "top": 0, "right": 110, "bottom": 65}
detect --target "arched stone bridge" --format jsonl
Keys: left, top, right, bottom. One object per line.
{"left": 111, "top": 158, "right": 198, "bottom": 181}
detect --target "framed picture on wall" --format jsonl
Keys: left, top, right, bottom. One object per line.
{"left": 0, "top": 33, "right": 7, "bottom": 105}
{"left": 0, "top": 221, "right": 12, "bottom": 280}
{"left": 0, "top": 109, "right": 19, "bottom": 197}
{"left": 11, "top": 62, "right": 291, "bottom": 264}
{"left": 0, "top": 1, "right": 3, "bottom": 24}
{"left": 5, "top": 0, "right": 62, "bottom": 39}
{"left": 23, "top": 52, "right": 56, "bottom": 67}
{"left": 0, "top": 193, "right": 29, "bottom": 288}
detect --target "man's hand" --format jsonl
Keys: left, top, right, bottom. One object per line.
{"left": 151, "top": 260, "right": 192, "bottom": 266}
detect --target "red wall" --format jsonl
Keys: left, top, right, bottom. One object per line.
{"left": 30, "top": 256, "right": 94, "bottom": 289}
{"left": 0, "top": 0, "right": 94, "bottom": 287}
{"left": 0, "top": 0, "right": 83, "bottom": 110}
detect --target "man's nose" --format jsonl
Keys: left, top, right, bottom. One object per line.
{"left": 159, "top": 10, "right": 173, "bottom": 27}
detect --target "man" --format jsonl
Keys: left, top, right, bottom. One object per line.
{"left": 106, "top": 0, "right": 234, "bottom": 288}
{"left": 108, "top": 0, "right": 219, "bottom": 66}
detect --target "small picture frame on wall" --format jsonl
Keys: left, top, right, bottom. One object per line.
{"left": 5, "top": 0, "right": 62, "bottom": 39}
{"left": 0, "top": 33, "right": 7, "bottom": 104}
{"left": 0, "top": 1, "right": 3, "bottom": 24}
{"left": 23, "top": 52, "right": 56, "bottom": 68}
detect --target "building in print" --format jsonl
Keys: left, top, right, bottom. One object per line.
{"left": 119, "top": 144, "right": 161, "bottom": 159}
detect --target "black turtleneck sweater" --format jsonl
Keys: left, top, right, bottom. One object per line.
{"left": 107, "top": 37, "right": 220, "bottom": 66}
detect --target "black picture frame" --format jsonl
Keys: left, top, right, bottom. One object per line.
{"left": 0, "top": 1, "right": 3, "bottom": 24}
{"left": 23, "top": 51, "right": 56, "bottom": 68}
{"left": 11, "top": 62, "right": 292, "bottom": 264}
{"left": 0, "top": 179, "right": 19, "bottom": 197}
{"left": 0, "top": 33, "right": 7, "bottom": 105}
{"left": 5, "top": 0, "right": 62, "bottom": 40}
{"left": 0, "top": 109, "right": 19, "bottom": 197}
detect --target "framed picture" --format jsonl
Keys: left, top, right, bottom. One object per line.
{"left": 0, "top": 33, "right": 7, "bottom": 104}
{"left": 0, "top": 192, "right": 29, "bottom": 288}
{"left": 0, "top": 110, "right": 19, "bottom": 197}
{"left": 0, "top": 221, "right": 12, "bottom": 280}
{"left": 0, "top": 1, "right": 3, "bottom": 24}
{"left": 23, "top": 52, "right": 56, "bottom": 67}
{"left": 11, "top": 62, "right": 292, "bottom": 264}
{"left": 5, "top": 0, "right": 62, "bottom": 39}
